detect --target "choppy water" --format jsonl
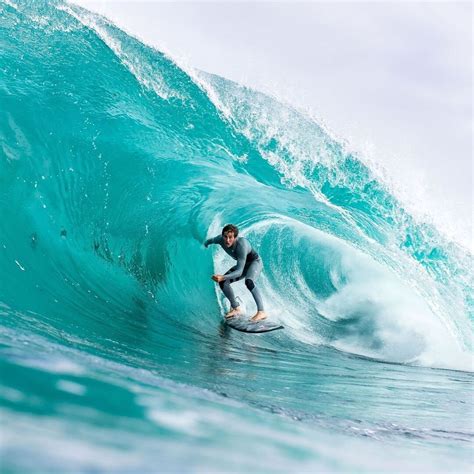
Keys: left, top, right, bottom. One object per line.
{"left": 1, "top": 1, "right": 472, "bottom": 472}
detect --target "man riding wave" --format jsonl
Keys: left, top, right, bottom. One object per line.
{"left": 204, "top": 224, "right": 267, "bottom": 322}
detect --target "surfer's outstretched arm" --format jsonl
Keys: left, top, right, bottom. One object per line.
{"left": 204, "top": 235, "right": 222, "bottom": 247}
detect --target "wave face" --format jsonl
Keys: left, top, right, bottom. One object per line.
{"left": 1, "top": 2, "right": 473, "bottom": 472}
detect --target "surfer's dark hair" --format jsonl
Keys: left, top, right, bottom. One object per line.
{"left": 222, "top": 224, "right": 239, "bottom": 237}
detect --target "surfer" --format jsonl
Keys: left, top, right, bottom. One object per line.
{"left": 204, "top": 224, "right": 267, "bottom": 322}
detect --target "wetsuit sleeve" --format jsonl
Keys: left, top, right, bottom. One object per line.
{"left": 222, "top": 241, "right": 247, "bottom": 281}
{"left": 204, "top": 235, "right": 222, "bottom": 247}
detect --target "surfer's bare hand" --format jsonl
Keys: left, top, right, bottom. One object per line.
{"left": 212, "top": 274, "right": 225, "bottom": 283}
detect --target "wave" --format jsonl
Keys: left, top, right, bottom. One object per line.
{"left": 0, "top": 0, "right": 472, "bottom": 372}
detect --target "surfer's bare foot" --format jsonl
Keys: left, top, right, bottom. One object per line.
{"left": 250, "top": 311, "right": 267, "bottom": 322}
{"left": 225, "top": 307, "right": 241, "bottom": 319}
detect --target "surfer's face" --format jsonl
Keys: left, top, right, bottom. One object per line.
{"left": 223, "top": 231, "right": 236, "bottom": 248}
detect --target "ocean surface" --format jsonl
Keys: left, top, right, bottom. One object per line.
{"left": 1, "top": 1, "right": 473, "bottom": 472}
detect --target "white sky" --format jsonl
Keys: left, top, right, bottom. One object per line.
{"left": 71, "top": 1, "right": 472, "bottom": 248}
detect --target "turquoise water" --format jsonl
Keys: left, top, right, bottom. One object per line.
{"left": 1, "top": 1, "right": 473, "bottom": 472}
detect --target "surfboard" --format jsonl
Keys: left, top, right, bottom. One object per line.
{"left": 224, "top": 315, "right": 284, "bottom": 333}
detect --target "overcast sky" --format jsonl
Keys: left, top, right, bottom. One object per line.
{"left": 71, "top": 1, "right": 472, "bottom": 248}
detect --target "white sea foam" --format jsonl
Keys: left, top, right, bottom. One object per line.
{"left": 242, "top": 216, "right": 472, "bottom": 371}
{"left": 56, "top": 380, "right": 87, "bottom": 396}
